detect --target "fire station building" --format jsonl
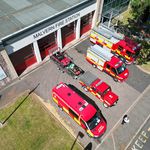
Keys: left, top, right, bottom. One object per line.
{"left": 0, "top": 0, "right": 130, "bottom": 88}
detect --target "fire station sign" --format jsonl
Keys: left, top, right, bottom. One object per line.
{"left": 33, "top": 12, "right": 80, "bottom": 39}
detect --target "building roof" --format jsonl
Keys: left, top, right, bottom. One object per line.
{"left": 0, "top": 0, "right": 92, "bottom": 40}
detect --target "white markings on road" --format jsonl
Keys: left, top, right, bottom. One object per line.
{"left": 95, "top": 85, "right": 150, "bottom": 150}
{"left": 112, "top": 133, "right": 116, "bottom": 150}
{"left": 124, "top": 114, "right": 150, "bottom": 150}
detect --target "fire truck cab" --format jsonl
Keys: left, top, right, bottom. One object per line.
{"left": 52, "top": 82, "right": 107, "bottom": 138}
{"left": 79, "top": 71, "right": 119, "bottom": 108}
{"left": 86, "top": 45, "right": 129, "bottom": 82}
{"left": 90, "top": 25, "right": 141, "bottom": 64}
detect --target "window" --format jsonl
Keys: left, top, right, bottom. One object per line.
{"left": 116, "top": 64, "right": 126, "bottom": 74}
{"left": 126, "top": 50, "right": 133, "bottom": 57}
{"left": 112, "top": 68, "right": 117, "bottom": 74}
{"left": 106, "top": 64, "right": 110, "bottom": 69}
{"left": 69, "top": 109, "right": 78, "bottom": 118}
{"left": 86, "top": 112, "right": 101, "bottom": 130}
{"left": 92, "top": 87, "right": 96, "bottom": 91}
{"left": 80, "top": 119, "right": 87, "bottom": 128}
{"left": 118, "top": 45, "right": 123, "bottom": 51}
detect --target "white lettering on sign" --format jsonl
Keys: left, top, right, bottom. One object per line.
{"left": 33, "top": 12, "right": 80, "bottom": 39}
{"left": 131, "top": 128, "right": 149, "bottom": 150}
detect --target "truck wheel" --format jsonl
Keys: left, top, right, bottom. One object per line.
{"left": 83, "top": 87, "right": 88, "bottom": 92}
{"left": 73, "top": 76, "right": 78, "bottom": 80}
{"left": 113, "top": 101, "right": 118, "bottom": 106}
{"left": 113, "top": 78, "right": 118, "bottom": 82}
{"left": 61, "top": 70, "right": 65, "bottom": 73}
{"left": 103, "top": 103, "right": 108, "bottom": 108}
{"left": 58, "top": 105, "right": 63, "bottom": 111}
{"left": 87, "top": 133, "right": 92, "bottom": 138}
{"left": 92, "top": 64, "right": 96, "bottom": 68}
{"left": 133, "top": 60, "right": 137, "bottom": 65}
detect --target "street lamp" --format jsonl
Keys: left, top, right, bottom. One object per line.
{"left": 70, "top": 131, "right": 84, "bottom": 150}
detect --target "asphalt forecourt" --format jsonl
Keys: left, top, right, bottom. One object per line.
{"left": 43, "top": 48, "right": 141, "bottom": 149}
{"left": 0, "top": 38, "right": 149, "bottom": 149}
{"left": 20, "top": 46, "right": 142, "bottom": 149}
{"left": 95, "top": 85, "right": 150, "bottom": 150}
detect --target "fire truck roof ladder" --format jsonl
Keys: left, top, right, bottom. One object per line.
{"left": 90, "top": 45, "right": 113, "bottom": 61}
{"left": 94, "top": 25, "right": 124, "bottom": 40}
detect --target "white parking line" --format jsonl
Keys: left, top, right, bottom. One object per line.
{"left": 112, "top": 133, "right": 116, "bottom": 150}
{"left": 95, "top": 85, "right": 150, "bottom": 150}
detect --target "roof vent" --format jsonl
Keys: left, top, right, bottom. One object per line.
{"left": 67, "top": 93, "right": 71, "bottom": 96}
{"left": 78, "top": 102, "right": 82, "bottom": 105}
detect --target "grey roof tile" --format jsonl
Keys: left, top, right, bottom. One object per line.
{"left": 0, "top": 0, "right": 86, "bottom": 39}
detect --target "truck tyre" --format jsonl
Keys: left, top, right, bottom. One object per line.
{"left": 133, "top": 60, "right": 137, "bottom": 65}
{"left": 83, "top": 87, "right": 88, "bottom": 92}
{"left": 73, "top": 76, "right": 78, "bottom": 80}
{"left": 92, "top": 64, "right": 96, "bottom": 68}
{"left": 113, "top": 101, "right": 118, "bottom": 106}
{"left": 87, "top": 133, "right": 92, "bottom": 138}
{"left": 113, "top": 77, "right": 118, "bottom": 82}
{"left": 61, "top": 70, "right": 65, "bottom": 73}
{"left": 58, "top": 105, "right": 63, "bottom": 111}
{"left": 103, "top": 103, "right": 108, "bottom": 108}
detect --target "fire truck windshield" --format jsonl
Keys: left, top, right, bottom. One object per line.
{"left": 116, "top": 63, "right": 126, "bottom": 74}
{"left": 86, "top": 112, "right": 101, "bottom": 130}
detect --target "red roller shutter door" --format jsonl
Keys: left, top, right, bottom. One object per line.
{"left": 38, "top": 32, "right": 57, "bottom": 60}
{"left": 9, "top": 44, "right": 36, "bottom": 75}
{"left": 62, "top": 22, "right": 76, "bottom": 47}
{"left": 80, "top": 12, "right": 94, "bottom": 35}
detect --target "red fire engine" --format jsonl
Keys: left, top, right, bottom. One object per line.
{"left": 52, "top": 82, "right": 107, "bottom": 138}
{"left": 79, "top": 71, "right": 119, "bottom": 108}
{"left": 90, "top": 25, "right": 141, "bottom": 64}
{"left": 50, "top": 51, "right": 84, "bottom": 79}
{"left": 86, "top": 45, "right": 129, "bottom": 82}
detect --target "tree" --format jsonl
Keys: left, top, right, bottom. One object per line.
{"left": 130, "top": 0, "right": 150, "bottom": 23}
{"left": 137, "top": 41, "right": 150, "bottom": 65}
